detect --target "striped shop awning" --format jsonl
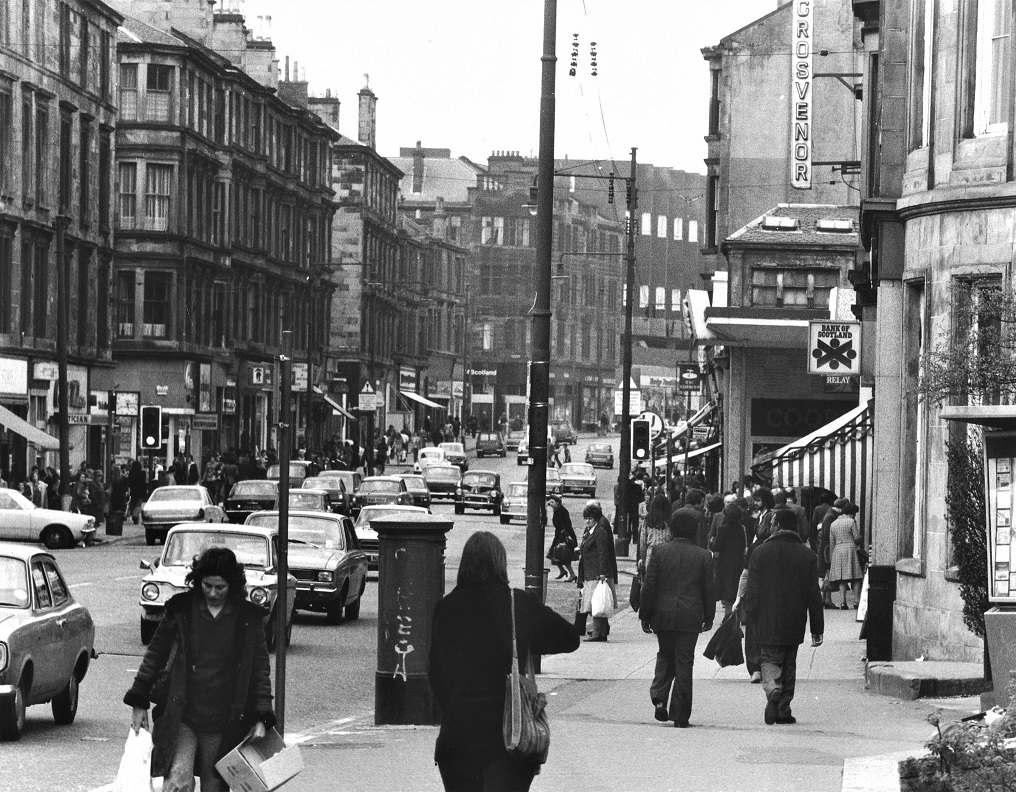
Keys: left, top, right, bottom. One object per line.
{"left": 751, "top": 401, "right": 874, "bottom": 540}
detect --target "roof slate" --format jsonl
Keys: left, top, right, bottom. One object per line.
{"left": 726, "top": 203, "right": 860, "bottom": 247}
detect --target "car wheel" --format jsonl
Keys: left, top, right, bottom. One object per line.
{"left": 52, "top": 673, "right": 79, "bottom": 725}
{"left": 493, "top": 503, "right": 502, "bottom": 516}
{"left": 499, "top": 515, "right": 510, "bottom": 525}
{"left": 0, "top": 677, "right": 27, "bottom": 742}
{"left": 41, "top": 525, "right": 63, "bottom": 550}
{"left": 326, "top": 584, "right": 348, "bottom": 625}
{"left": 501, "top": 451, "right": 506, "bottom": 457}
{"left": 454, "top": 504, "right": 464, "bottom": 515}
{"left": 145, "top": 529, "right": 157, "bottom": 546}
{"left": 140, "top": 618, "right": 157, "bottom": 646}
{"left": 344, "top": 595, "right": 360, "bottom": 620}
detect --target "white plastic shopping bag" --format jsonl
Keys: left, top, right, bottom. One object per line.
{"left": 112, "top": 728, "right": 154, "bottom": 792}
{"left": 590, "top": 580, "right": 616, "bottom": 619}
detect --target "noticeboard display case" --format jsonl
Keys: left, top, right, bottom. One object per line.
{"left": 985, "top": 432, "right": 1016, "bottom": 603}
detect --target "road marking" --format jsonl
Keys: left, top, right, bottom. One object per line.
{"left": 286, "top": 714, "right": 365, "bottom": 744}
{"left": 69, "top": 582, "right": 94, "bottom": 588}
{"left": 115, "top": 575, "right": 140, "bottom": 581}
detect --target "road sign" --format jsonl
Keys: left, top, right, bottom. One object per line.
{"left": 678, "top": 365, "right": 701, "bottom": 393}
{"left": 358, "top": 381, "right": 377, "bottom": 410}
{"left": 637, "top": 410, "right": 664, "bottom": 439}
{"left": 808, "top": 321, "right": 861, "bottom": 375}
{"left": 615, "top": 388, "right": 642, "bottom": 416}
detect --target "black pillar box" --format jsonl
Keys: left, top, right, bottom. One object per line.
{"left": 373, "top": 513, "right": 452, "bottom": 726}
{"left": 862, "top": 565, "right": 896, "bottom": 661}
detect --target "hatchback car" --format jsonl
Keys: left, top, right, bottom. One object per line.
{"left": 500, "top": 482, "right": 528, "bottom": 525}
{"left": 585, "top": 442, "right": 615, "bottom": 469}
{"left": 0, "top": 489, "right": 95, "bottom": 550}
{"left": 423, "top": 465, "right": 462, "bottom": 500}
{"left": 283, "top": 489, "right": 330, "bottom": 513}
{"left": 476, "top": 432, "right": 507, "bottom": 458}
{"left": 301, "top": 477, "right": 350, "bottom": 515}
{"left": 545, "top": 467, "right": 564, "bottom": 497}
{"left": 438, "top": 442, "right": 468, "bottom": 473}
{"left": 397, "top": 474, "right": 432, "bottom": 510}
{"left": 138, "top": 523, "right": 296, "bottom": 649}
{"left": 454, "top": 471, "right": 503, "bottom": 515}
{"left": 414, "top": 447, "right": 447, "bottom": 473}
{"left": 141, "top": 485, "right": 226, "bottom": 546}
{"left": 225, "top": 480, "right": 280, "bottom": 524}
{"left": 353, "top": 505, "right": 430, "bottom": 570}
{"left": 317, "top": 469, "right": 362, "bottom": 499}
{"left": 0, "top": 545, "right": 94, "bottom": 741}
{"left": 559, "top": 463, "right": 597, "bottom": 497}
{"left": 351, "top": 476, "right": 412, "bottom": 515}
{"left": 246, "top": 511, "right": 367, "bottom": 624}
{"left": 505, "top": 429, "right": 526, "bottom": 452}
{"left": 267, "top": 460, "right": 314, "bottom": 490}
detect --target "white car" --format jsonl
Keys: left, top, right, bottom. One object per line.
{"left": 138, "top": 523, "right": 296, "bottom": 649}
{"left": 0, "top": 489, "right": 95, "bottom": 549}
{"left": 558, "top": 463, "right": 597, "bottom": 497}
{"left": 141, "top": 486, "right": 226, "bottom": 546}
{"left": 413, "top": 447, "right": 447, "bottom": 473}
{"left": 353, "top": 505, "right": 429, "bottom": 570}
{"left": 438, "top": 442, "right": 468, "bottom": 472}
{"left": 500, "top": 481, "right": 528, "bottom": 525}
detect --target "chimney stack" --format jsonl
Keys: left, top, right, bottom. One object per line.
{"left": 358, "top": 78, "right": 377, "bottom": 150}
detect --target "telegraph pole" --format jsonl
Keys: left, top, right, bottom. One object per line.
{"left": 614, "top": 148, "right": 637, "bottom": 555}
{"left": 55, "top": 216, "right": 71, "bottom": 504}
{"left": 525, "top": 0, "right": 557, "bottom": 640}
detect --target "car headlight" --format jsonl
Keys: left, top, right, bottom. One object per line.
{"left": 141, "top": 582, "right": 160, "bottom": 601}
{"left": 455, "top": 488, "right": 462, "bottom": 496}
{"left": 249, "top": 587, "right": 269, "bottom": 606}
{"left": 0, "top": 641, "right": 8, "bottom": 673}
{"left": 316, "top": 571, "right": 334, "bottom": 583}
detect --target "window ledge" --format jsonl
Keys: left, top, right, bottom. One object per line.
{"left": 896, "top": 557, "right": 925, "bottom": 577}
{"left": 945, "top": 564, "right": 962, "bottom": 583}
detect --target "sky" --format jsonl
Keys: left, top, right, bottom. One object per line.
{"left": 244, "top": 0, "right": 776, "bottom": 174}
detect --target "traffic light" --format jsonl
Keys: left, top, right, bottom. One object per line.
{"left": 607, "top": 172, "right": 615, "bottom": 204}
{"left": 632, "top": 419, "right": 651, "bottom": 461}
{"left": 140, "top": 405, "right": 162, "bottom": 450}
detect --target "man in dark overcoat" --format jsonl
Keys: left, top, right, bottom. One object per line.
{"left": 639, "top": 510, "right": 716, "bottom": 727}
{"left": 743, "top": 509, "right": 824, "bottom": 725}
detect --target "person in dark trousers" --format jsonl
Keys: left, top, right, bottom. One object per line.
{"left": 639, "top": 510, "right": 716, "bottom": 727}
{"left": 743, "top": 509, "right": 824, "bottom": 725}
{"left": 546, "top": 495, "right": 577, "bottom": 581}
{"left": 124, "top": 547, "right": 276, "bottom": 792}
{"left": 783, "top": 487, "right": 810, "bottom": 543}
{"left": 576, "top": 501, "right": 618, "bottom": 641}
{"left": 713, "top": 500, "right": 746, "bottom": 619}
{"left": 673, "top": 488, "right": 709, "bottom": 549}
{"left": 810, "top": 491, "right": 834, "bottom": 556}
{"left": 429, "top": 531, "right": 579, "bottom": 792}
{"left": 127, "top": 460, "right": 147, "bottom": 524}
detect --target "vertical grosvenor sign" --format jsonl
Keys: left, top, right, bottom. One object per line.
{"left": 791, "top": 0, "right": 813, "bottom": 190}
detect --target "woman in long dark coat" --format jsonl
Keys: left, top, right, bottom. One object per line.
{"left": 576, "top": 501, "right": 619, "bottom": 642}
{"left": 124, "top": 547, "right": 275, "bottom": 792}
{"left": 545, "top": 494, "right": 577, "bottom": 581}
{"left": 713, "top": 502, "right": 746, "bottom": 618}
{"left": 127, "top": 460, "right": 147, "bottom": 523}
{"left": 429, "top": 531, "right": 578, "bottom": 791}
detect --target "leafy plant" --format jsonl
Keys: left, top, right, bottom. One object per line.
{"left": 945, "top": 437, "right": 989, "bottom": 641}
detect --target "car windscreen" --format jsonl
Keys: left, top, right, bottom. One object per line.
{"left": 288, "top": 492, "right": 326, "bottom": 509}
{"left": 505, "top": 483, "right": 527, "bottom": 497}
{"left": 561, "top": 464, "right": 594, "bottom": 476}
{"left": 360, "top": 480, "right": 399, "bottom": 493}
{"left": 478, "top": 434, "right": 497, "bottom": 442}
{"left": 150, "top": 488, "right": 203, "bottom": 502}
{"left": 425, "top": 468, "right": 460, "bottom": 482}
{"left": 355, "top": 508, "right": 421, "bottom": 529}
{"left": 462, "top": 473, "right": 497, "bottom": 488}
{"left": 268, "top": 463, "right": 307, "bottom": 479}
{"left": 303, "top": 478, "right": 341, "bottom": 493}
{"left": 163, "top": 531, "right": 269, "bottom": 569}
{"left": 441, "top": 444, "right": 464, "bottom": 454}
{"left": 546, "top": 470, "right": 561, "bottom": 480}
{"left": 589, "top": 444, "right": 611, "bottom": 453}
{"left": 231, "top": 481, "right": 278, "bottom": 498}
{"left": 0, "top": 557, "right": 29, "bottom": 608}
{"left": 288, "top": 518, "right": 345, "bottom": 549}
{"left": 401, "top": 477, "right": 426, "bottom": 490}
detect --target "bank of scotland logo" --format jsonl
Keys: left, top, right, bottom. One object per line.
{"left": 812, "top": 338, "right": 857, "bottom": 371}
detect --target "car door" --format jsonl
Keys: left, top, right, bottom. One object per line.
{"left": 41, "top": 558, "right": 89, "bottom": 686}
{"left": 0, "top": 491, "right": 34, "bottom": 542}
{"left": 27, "top": 560, "right": 61, "bottom": 700}
{"left": 341, "top": 518, "right": 367, "bottom": 596}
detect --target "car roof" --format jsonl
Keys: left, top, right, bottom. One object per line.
{"left": 245, "top": 510, "right": 343, "bottom": 524}
{"left": 463, "top": 469, "right": 498, "bottom": 476}
{"left": 359, "top": 505, "right": 429, "bottom": 514}
{"left": 153, "top": 485, "right": 205, "bottom": 492}
{"left": 0, "top": 542, "right": 53, "bottom": 561}
{"left": 426, "top": 464, "right": 460, "bottom": 473}
{"left": 363, "top": 475, "right": 402, "bottom": 483}
{"left": 291, "top": 488, "right": 329, "bottom": 496}
{"left": 168, "top": 522, "right": 277, "bottom": 538}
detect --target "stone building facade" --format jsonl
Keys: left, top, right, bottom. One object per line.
{"left": 0, "top": 0, "right": 123, "bottom": 481}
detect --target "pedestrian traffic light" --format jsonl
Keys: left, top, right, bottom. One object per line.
{"left": 632, "top": 418, "right": 651, "bottom": 461}
{"left": 140, "top": 405, "right": 162, "bottom": 450}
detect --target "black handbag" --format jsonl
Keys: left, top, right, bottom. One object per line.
{"left": 149, "top": 637, "right": 178, "bottom": 707}
{"left": 629, "top": 572, "right": 642, "bottom": 612}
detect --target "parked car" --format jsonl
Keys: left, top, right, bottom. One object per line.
{"left": 138, "top": 523, "right": 296, "bottom": 649}
{"left": 439, "top": 442, "right": 468, "bottom": 473}
{"left": 545, "top": 467, "right": 564, "bottom": 497}
{"left": 505, "top": 429, "right": 526, "bottom": 452}
{"left": 559, "top": 462, "right": 597, "bottom": 497}
{"left": 454, "top": 471, "right": 504, "bottom": 516}
{"left": 476, "top": 432, "right": 507, "bottom": 458}
{"left": 423, "top": 465, "right": 462, "bottom": 500}
{"left": 302, "top": 477, "right": 350, "bottom": 515}
{"left": 317, "top": 469, "right": 362, "bottom": 499}
{"left": 552, "top": 422, "right": 578, "bottom": 445}
{"left": 414, "top": 447, "right": 447, "bottom": 473}
{"left": 224, "top": 480, "right": 280, "bottom": 524}
{"left": 500, "top": 481, "right": 528, "bottom": 525}
{"left": 351, "top": 476, "right": 412, "bottom": 515}
{"left": 248, "top": 511, "right": 367, "bottom": 624}
{"left": 585, "top": 442, "right": 615, "bottom": 469}
{"left": 397, "top": 474, "right": 432, "bottom": 510}
{"left": 140, "top": 485, "right": 226, "bottom": 546}
{"left": 0, "top": 489, "right": 95, "bottom": 550}
{"left": 517, "top": 427, "right": 555, "bottom": 466}
{"left": 0, "top": 545, "right": 95, "bottom": 741}
{"left": 353, "top": 505, "right": 430, "bottom": 570}
{"left": 282, "top": 489, "right": 330, "bottom": 513}
{"left": 267, "top": 460, "right": 314, "bottom": 490}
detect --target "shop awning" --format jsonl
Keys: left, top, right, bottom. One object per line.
{"left": 751, "top": 401, "right": 874, "bottom": 538}
{"left": 667, "top": 441, "right": 722, "bottom": 465}
{"left": 312, "top": 386, "right": 356, "bottom": 420}
{"left": 0, "top": 405, "right": 60, "bottom": 450}
{"left": 399, "top": 390, "right": 446, "bottom": 410}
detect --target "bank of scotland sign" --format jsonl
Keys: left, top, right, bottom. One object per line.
{"left": 808, "top": 321, "right": 860, "bottom": 375}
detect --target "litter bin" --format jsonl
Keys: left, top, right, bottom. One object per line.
{"left": 373, "top": 512, "right": 452, "bottom": 726}
{"left": 862, "top": 565, "right": 896, "bottom": 661}
{"left": 106, "top": 510, "right": 124, "bottom": 537}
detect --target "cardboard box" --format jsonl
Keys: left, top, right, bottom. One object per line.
{"left": 214, "top": 728, "right": 303, "bottom": 792}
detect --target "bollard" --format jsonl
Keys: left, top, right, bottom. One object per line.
{"left": 373, "top": 512, "right": 452, "bottom": 725}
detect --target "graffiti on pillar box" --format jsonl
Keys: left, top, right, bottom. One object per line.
{"left": 391, "top": 575, "right": 414, "bottom": 681}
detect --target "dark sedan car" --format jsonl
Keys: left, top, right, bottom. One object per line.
{"left": 585, "top": 442, "right": 615, "bottom": 469}
{"left": 225, "top": 481, "right": 281, "bottom": 524}
{"left": 302, "top": 477, "right": 350, "bottom": 515}
{"left": 454, "top": 470, "right": 503, "bottom": 515}
{"left": 397, "top": 474, "right": 432, "bottom": 510}
{"left": 423, "top": 465, "right": 461, "bottom": 500}
{"left": 350, "top": 476, "right": 412, "bottom": 515}
{"left": 476, "top": 432, "right": 507, "bottom": 458}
